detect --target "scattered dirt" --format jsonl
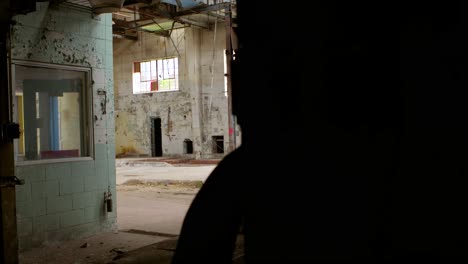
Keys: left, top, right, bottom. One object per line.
{"left": 161, "top": 158, "right": 220, "bottom": 165}
{"left": 122, "top": 158, "right": 220, "bottom": 166}
{"left": 19, "top": 232, "right": 168, "bottom": 264}
{"left": 119, "top": 179, "right": 203, "bottom": 189}
{"left": 108, "top": 235, "right": 244, "bottom": 264}
{"left": 117, "top": 183, "right": 200, "bottom": 198}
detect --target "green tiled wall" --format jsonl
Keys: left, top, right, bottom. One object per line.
{"left": 12, "top": 2, "right": 116, "bottom": 251}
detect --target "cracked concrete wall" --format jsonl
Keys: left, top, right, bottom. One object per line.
{"left": 11, "top": 2, "right": 116, "bottom": 251}
{"left": 113, "top": 25, "right": 230, "bottom": 158}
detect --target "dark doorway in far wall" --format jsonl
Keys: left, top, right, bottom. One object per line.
{"left": 184, "top": 139, "right": 193, "bottom": 154}
{"left": 212, "top": 136, "right": 224, "bottom": 154}
{"left": 151, "top": 117, "right": 163, "bottom": 157}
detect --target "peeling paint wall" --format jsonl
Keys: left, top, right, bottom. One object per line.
{"left": 114, "top": 25, "right": 232, "bottom": 158}
{"left": 11, "top": 2, "right": 116, "bottom": 251}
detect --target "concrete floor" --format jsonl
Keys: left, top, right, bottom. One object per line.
{"left": 19, "top": 158, "right": 216, "bottom": 264}
{"left": 116, "top": 158, "right": 216, "bottom": 185}
{"left": 115, "top": 157, "right": 216, "bottom": 235}
{"left": 117, "top": 184, "right": 197, "bottom": 235}
{"left": 19, "top": 231, "right": 168, "bottom": 264}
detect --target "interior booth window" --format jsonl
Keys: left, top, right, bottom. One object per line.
{"left": 12, "top": 62, "right": 92, "bottom": 163}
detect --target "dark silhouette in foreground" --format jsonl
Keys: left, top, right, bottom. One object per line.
{"left": 173, "top": 2, "right": 468, "bottom": 263}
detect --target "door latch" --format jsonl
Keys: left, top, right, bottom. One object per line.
{"left": 0, "top": 176, "right": 25, "bottom": 188}
{"left": 0, "top": 122, "right": 20, "bottom": 143}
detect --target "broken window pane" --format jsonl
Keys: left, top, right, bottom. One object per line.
{"left": 133, "top": 57, "right": 179, "bottom": 94}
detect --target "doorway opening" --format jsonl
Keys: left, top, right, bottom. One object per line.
{"left": 212, "top": 136, "right": 224, "bottom": 154}
{"left": 184, "top": 139, "right": 193, "bottom": 154}
{"left": 151, "top": 117, "right": 163, "bottom": 157}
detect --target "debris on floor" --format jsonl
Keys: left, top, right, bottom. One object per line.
{"left": 19, "top": 232, "right": 167, "bottom": 264}
{"left": 107, "top": 235, "right": 244, "bottom": 264}
{"left": 80, "top": 243, "right": 90, "bottom": 248}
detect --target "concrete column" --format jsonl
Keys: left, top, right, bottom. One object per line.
{"left": 185, "top": 28, "right": 204, "bottom": 159}
{"left": 225, "top": 5, "right": 235, "bottom": 153}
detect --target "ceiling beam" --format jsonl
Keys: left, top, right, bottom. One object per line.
{"left": 135, "top": 6, "right": 210, "bottom": 29}
{"left": 113, "top": 18, "right": 165, "bottom": 31}
{"left": 113, "top": 21, "right": 171, "bottom": 37}
{"left": 174, "top": 0, "right": 183, "bottom": 9}
{"left": 143, "top": 28, "right": 170, "bottom": 37}
{"left": 176, "top": 17, "right": 209, "bottom": 29}
{"left": 112, "top": 33, "right": 138, "bottom": 41}
{"left": 121, "top": 0, "right": 144, "bottom": 6}
{"left": 175, "top": 2, "right": 231, "bottom": 17}
{"left": 118, "top": 2, "right": 234, "bottom": 32}
{"left": 205, "top": 11, "right": 226, "bottom": 20}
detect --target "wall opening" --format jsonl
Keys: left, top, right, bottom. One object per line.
{"left": 151, "top": 117, "right": 163, "bottom": 157}
{"left": 12, "top": 62, "right": 92, "bottom": 163}
{"left": 133, "top": 57, "right": 179, "bottom": 94}
{"left": 212, "top": 136, "right": 224, "bottom": 154}
{"left": 184, "top": 139, "right": 193, "bottom": 154}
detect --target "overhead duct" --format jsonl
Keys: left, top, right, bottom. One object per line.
{"left": 88, "top": 0, "right": 125, "bottom": 14}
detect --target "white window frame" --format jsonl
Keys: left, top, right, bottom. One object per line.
{"left": 12, "top": 60, "right": 94, "bottom": 165}
{"left": 133, "top": 57, "right": 179, "bottom": 94}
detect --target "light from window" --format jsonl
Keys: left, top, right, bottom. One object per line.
{"left": 13, "top": 63, "right": 91, "bottom": 162}
{"left": 133, "top": 57, "right": 179, "bottom": 94}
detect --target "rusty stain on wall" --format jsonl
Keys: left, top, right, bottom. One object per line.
{"left": 167, "top": 106, "right": 172, "bottom": 141}
{"left": 118, "top": 146, "right": 138, "bottom": 156}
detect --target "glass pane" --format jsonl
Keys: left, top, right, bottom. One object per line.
{"left": 14, "top": 64, "right": 88, "bottom": 161}
{"left": 159, "top": 79, "right": 169, "bottom": 91}
{"left": 141, "top": 62, "right": 150, "bottom": 81}
{"left": 140, "top": 64, "right": 145, "bottom": 81}
{"left": 167, "top": 58, "right": 174, "bottom": 70}
{"left": 151, "top": 60, "right": 157, "bottom": 80}
{"left": 168, "top": 79, "right": 175, "bottom": 90}
{"left": 167, "top": 58, "right": 175, "bottom": 79}
{"left": 162, "top": 59, "right": 170, "bottom": 79}
{"left": 143, "top": 82, "right": 150, "bottom": 92}
{"left": 157, "top": 60, "right": 163, "bottom": 80}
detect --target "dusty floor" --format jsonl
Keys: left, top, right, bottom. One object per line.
{"left": 19, "top": 184, "right": 198, "bottom": 264}
{"left": 117, "top": 182, "right": 199, "bottom": 235}
{"left": 19, "top": 231, "right": 168, "bottom": 264}
{"left": 108, "top": 235, "right": 245, "bottom": 264}
{"left": 115, "top": 160, "right": 217, "bottom": 185}
{"left": 19, "top": 158, "right": 217, "bottom": 264}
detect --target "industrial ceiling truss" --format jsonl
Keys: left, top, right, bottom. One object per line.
{"left": 112, "top": 1, "right": 236, "bottom": 40}
{"left": 61, "top": 1, "right": 235, "bottom": 40}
